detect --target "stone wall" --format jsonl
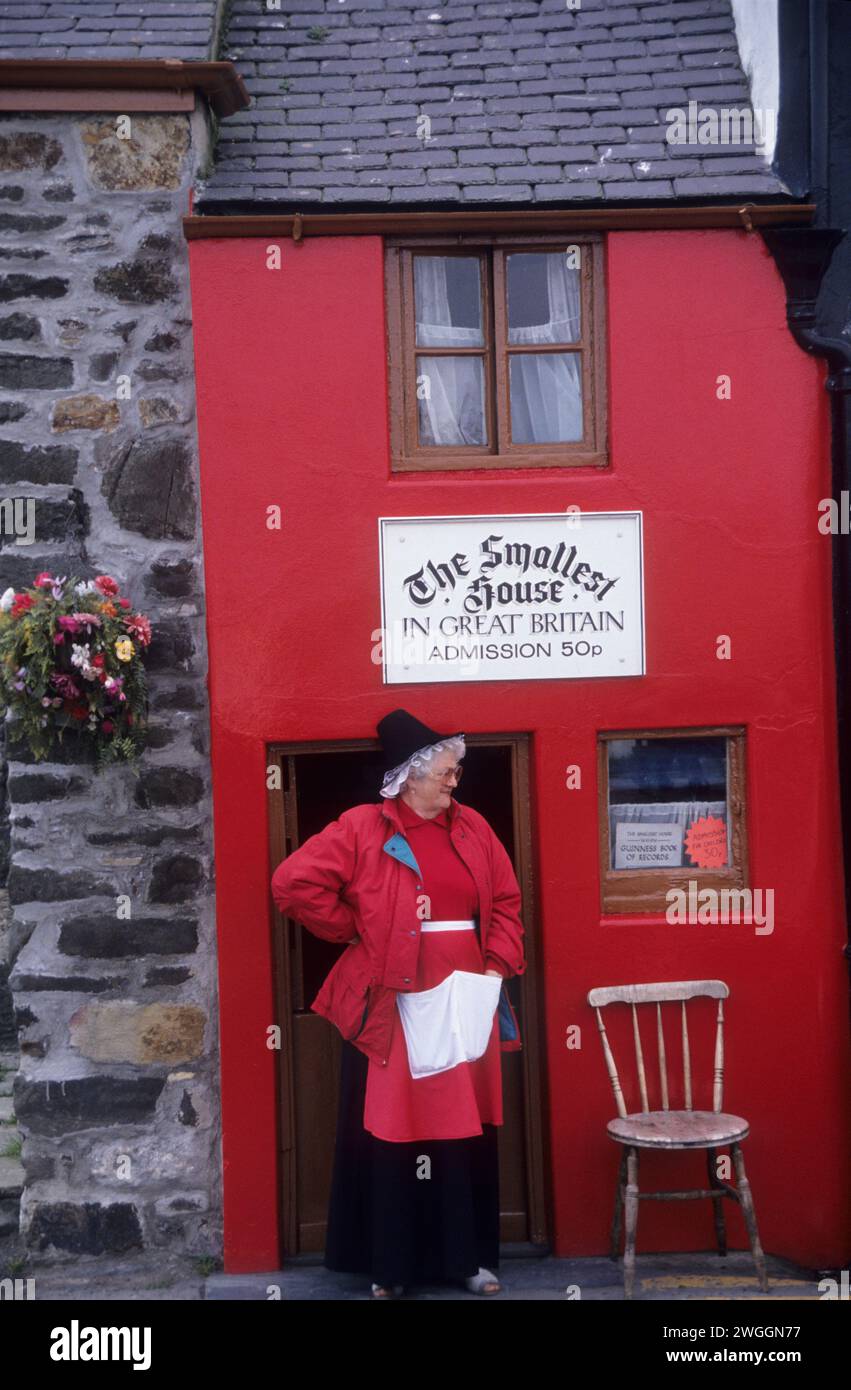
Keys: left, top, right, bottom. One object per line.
{"left": 0, "top": 106, "right": 221, "bottom": 1258}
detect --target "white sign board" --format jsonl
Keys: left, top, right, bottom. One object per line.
{"left": 614, "top": 822, "right": 683, "bottom": 870}
{"left": 378, "top": 511, "right": 644, "bottom": 684}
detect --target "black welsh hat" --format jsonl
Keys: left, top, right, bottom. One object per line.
{"left": 376, "top": 708, "right": 464, "bottom": 773}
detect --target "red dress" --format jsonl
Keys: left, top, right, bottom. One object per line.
{"left": 363, "top": 796, "right": 503, "bottom": 1142}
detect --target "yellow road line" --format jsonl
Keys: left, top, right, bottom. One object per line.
{"left": 644, "top": 1275, "right": 813, "bottom": 1290}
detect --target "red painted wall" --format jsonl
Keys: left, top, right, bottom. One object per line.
{"left": 187, "top": 228, "right": 851, "bottom": 1274}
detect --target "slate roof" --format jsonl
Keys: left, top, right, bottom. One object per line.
{"left": 198, "top": 0, "right": 788, "bottom": 211}
{"left": 0, "top": 0, "right": 790, "bottom": 210}
{"left": 0, "top": 1, "right": 221, "bottom": 60}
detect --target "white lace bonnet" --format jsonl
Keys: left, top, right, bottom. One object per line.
{"left": 380, "top": 734, "right": 466, "bottom": 798}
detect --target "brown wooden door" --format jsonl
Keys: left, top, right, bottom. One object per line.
{"left": 268, "top": 735, "right": 548, "bottom": 1257}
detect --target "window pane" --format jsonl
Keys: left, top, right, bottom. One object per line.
{"left": 509, "top": 352, "right": 583, "bottom": 443}
{"left": 416, "top": 355, "right": 486, "bottom": 446}
{"left": 607, "top": 736, "right": 731, "bottom": 871}
{"left": 414, "top": 256, "right": 483, "bottom": 348}
{"left": 507, "top": 252, "right": 580, "bottom": 344}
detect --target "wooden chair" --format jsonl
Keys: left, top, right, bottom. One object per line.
{"left": 586, "top": 980, "right": 769, "bottom": 1299}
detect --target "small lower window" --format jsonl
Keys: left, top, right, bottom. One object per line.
{"left": 598, "top": 727, "right": 748, "bottom": 914}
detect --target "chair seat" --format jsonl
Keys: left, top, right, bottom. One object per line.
{"left": 607, "top": 1109, "right": 750, "bottom": 1149}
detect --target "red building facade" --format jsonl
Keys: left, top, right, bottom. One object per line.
{"left": 187, "top": 223, "right": 851, "bottom": 1273}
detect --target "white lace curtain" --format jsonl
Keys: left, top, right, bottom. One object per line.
{"left": 415, "top": 256, "right": 484, "bottom": 446}
{"left": 414, "top": 254, "right": 583, "bottom": 446}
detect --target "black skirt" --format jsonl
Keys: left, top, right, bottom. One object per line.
{"left": 324, "top": 1038, "right": 501, "bottom": 1288}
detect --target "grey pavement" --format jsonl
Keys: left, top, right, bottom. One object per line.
{"left": 0, "top": 1245, "right": 834, "bottom": 1302}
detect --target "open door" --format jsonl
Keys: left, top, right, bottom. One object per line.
{"left": 268, "top": 733, "right": 549, "bottom": 1259}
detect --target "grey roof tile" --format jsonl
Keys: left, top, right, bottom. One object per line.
{"left": 532, "top": 180, "right": 604, "bottom": 199}
{"left": 0, "top": 0, "right": 220, "bottom": 58}
{"left": 429, "top": 164, "right": 493, "bottom": 182}
{"left": 673, "top": 173, "right": 782, "bottom": 195}
{"left": 0, "top": 0, "right": 791, "bottom": 209}
{"left": 602, "top": 178, "right": 674, "bottom": 196}
{"left": 390, "top": 182, "right": 463, "bottom": 199}
{"left": 462, "top": 181, "right": 531, "bottom": 199}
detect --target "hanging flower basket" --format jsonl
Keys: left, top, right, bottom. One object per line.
{"left": 0, "top": 572, "right": 152, "bottom": 771}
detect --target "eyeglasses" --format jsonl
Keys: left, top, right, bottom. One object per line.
{"left": 426, "top": 764, "right": 463, "bottom": 784}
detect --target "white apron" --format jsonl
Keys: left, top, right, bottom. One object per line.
{"left": 396, "top": 924, "right": 502, "bottom": 1078}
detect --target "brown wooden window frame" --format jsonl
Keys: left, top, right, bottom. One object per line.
{"left": 385, "top": 232, "right": 607, "bottom": 473}
{"left": 597, "top": 725, "right": 749, "bottom": 915}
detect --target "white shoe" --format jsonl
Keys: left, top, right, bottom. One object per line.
{"left": 464, "top": 1266, "right": 502, "bottom": 1295}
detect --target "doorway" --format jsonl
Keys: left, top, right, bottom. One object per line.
{"left": 267, "top": 732, "right": 549, "bottom": 1260}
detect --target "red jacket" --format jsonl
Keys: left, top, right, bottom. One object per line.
{"left": 270, "top": 793, "right": 526, "bottom": 1067}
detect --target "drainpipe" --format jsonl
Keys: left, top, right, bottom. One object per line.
{"left": 760, "top": 227, "right": 851, "bottom": 1018}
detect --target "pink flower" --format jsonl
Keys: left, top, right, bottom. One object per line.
{"left": 70, "top": 611, "right": 102, "bottom": 628}
{"left": 125, "top": 614, "right": 152, "bottom": 646}
{"left": 57, "top": 615, "right": 80, "bottom": 634}
{"left": 118, "top": 598, "right": 131, "bottom": 610}
{"left": 94, "top": 575, "right": 120, "bottom": 596}
{"left": 50, "top": 673, "right": 81, "bottom": 699}
{"left": 34, "top": 572, "right": 53, "bottom": 588}
{"left": 101, "top": 720, "right": 114, "bottom": 734}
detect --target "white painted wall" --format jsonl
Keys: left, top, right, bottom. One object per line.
{"left": 730, "top": 0, "right": 780, "bottom": 162}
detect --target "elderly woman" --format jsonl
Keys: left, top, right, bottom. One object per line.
{"left": 270, "top": 708, "right": 526, "bottom": 1299}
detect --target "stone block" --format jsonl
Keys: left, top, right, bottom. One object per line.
{"left": 101, "top": 436, "right": 195, "bottom": 539}
{"left": 58, "top": 916, "right": 199, "bottom": 959}
{"left": 80, "top": 115, "right": 190, "bottom": 192}
{"left": 14, "top": 1074, "right": 164, "bottom": 1136}
{"left": 52, "top": 393, "right": 120, "bottom": 432}
{"left": 25, "top": 1201, "right": 143, "bottom": 1254}
{"left": 69, "top": 1001, "right": 206, "bottom": 1064}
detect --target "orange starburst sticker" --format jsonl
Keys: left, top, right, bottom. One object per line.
{"left": 684, "top": 815, "right": 728, "bottom": 868}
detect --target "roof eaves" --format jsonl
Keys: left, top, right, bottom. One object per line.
{"left": 183, "top": 198, "right": 816, "bottom": 239}
{"left": 0, "top": 59, "right": 250, "bottom": 118}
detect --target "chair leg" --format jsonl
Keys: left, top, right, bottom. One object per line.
{"left": 731, "top": 1142, "right": 769, "bottom": 1293}
{"left": 610, "top": 1148, "right": 628, "bottom": 1260}
{"left": 706, "top": 1147, "right": 728, "bottom": 1256}
{"left": 623, "top": 1146, "right": 640, "bottom": 1300}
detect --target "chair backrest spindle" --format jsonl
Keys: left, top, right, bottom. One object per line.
{"left": 631, "top": 1003, "right": 649, "bottom": 1112}
{"left": 713, "top": 997, "right": 725, "bottom": 1113}
{"left": 593, "top": 1006, "right": 628, "bottom": 1119}
{"left": 656, "top": 1002, "right": 669, "bottom": 1111}
{"left": 586, "top": 981, "right": 729, "bottom": 1118}
{"left": 681, "top": 1000, "right": 692, "bottom": 1110}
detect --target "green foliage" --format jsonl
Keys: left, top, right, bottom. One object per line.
{"left": 306, "top": 25, "right": 329, "bottom": 41}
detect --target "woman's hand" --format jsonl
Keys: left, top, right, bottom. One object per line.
{"left": 484, "top": 968, "right": 502, "bottom": 978}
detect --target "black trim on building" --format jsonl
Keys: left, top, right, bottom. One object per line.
{"left": 764, "top": 0, "right": 851, "bottom": 1007}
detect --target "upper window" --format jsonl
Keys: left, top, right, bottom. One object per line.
{"left": 385, "top": 233, "right": 607, "bottom": 472}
